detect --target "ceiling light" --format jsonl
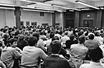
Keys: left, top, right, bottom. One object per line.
{"left": 23, "top": 9, "right": 54, "bottom": 13}
{"left": 100, "top": 7, "right": 104, "bottom": 9}
{"left": 76, "top": 0, "right": 99, "bottom": 9}
{"left": 53, "top": 5, "right": 78, "bottom": 10}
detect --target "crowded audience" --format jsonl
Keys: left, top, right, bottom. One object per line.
{"left": 0, "top": 25, "right": 104, "bottom": 68}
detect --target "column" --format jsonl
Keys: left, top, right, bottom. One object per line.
{"left": 60, "top": 12, "right": 64, "bottom": 29}
{"left": 74, "top": 11, "right": 80, "bottom": 28}
{"left": 96, "top": 10, "right": 102, "bottom": 28}
{"left": 14, "top": 7, "right": 21, "bottom": 28}
{"left": 52, "top": 11, "right": 55, "bottom": 27}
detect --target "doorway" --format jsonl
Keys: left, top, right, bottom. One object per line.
{"left": 83, "top": 20, "right": 93, "bottom": 27}
{"left": 65, "top": 20, "right": 74, "bottom": 28}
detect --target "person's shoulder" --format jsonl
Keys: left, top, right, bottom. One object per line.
{"left": 7, "top": 47, "right": 16, "bottom": 51}
{"left": 80, "top": 64, "right": 90, "bottom": 68}
{"left": 71, "top": 44, "right": 78, "bottom": 48}
{"left": 85, "top": 40, "right": 92, "bottom": 43}
{"left": 22, "top": 46, "right": 29, "bottom": 49}
{"left": 83, "top": 46, "right": 88, "bottom": 50}
{"left": 35, "top": 47, "right": 44, "bottom": 52}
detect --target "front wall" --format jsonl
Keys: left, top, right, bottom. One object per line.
{"left": 55, "top": 12, "right": 64, "bottom": 28}
{"left": 21, "top": 11, "right": 52, "bottom": 26}
{"left": 0, "top": 9, "right": 6, "bottom": 28}
{"left": 79, "top": 11, "right": 96, "bottom": 27}
{"left": 5, "top": 10, "right": 16, "bottom": 27}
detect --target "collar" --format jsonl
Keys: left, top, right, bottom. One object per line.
{"left": 90, "top": 61, "right": 102, "bottom": 66}
{"left": 51, "top": 54, "right": 60, "bottom": 57}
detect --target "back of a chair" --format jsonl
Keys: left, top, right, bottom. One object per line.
{"left": 20, "top": 65, "right": 38, "bottom": 68}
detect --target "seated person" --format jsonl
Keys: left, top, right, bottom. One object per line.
{"left": 43, "top": 40, "right": 72, "bottom": 68}
{"left": 70, "top": 36, "right": 88, "bottom": 68}
{"left": 80, "top": 47, "right": 104, "bottom": 68}
{"left": 66, "top": 35, "right": 78, "bottom": 49}
{"left": 47, "top": 36, "right": 69, "bottom": 59}
{"left": 1, "top": 38, "right": 22, "bottom": 68}
{"left": 21, "top": 36, "right": 48, "bottom": 68}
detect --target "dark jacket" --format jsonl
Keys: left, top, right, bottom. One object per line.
{"left": 66, "top": 40, "right": 78, "bottom": 49}
{"left": 44, "top": 55, "right": 72, "bottom": 68}
{"left": 17, "top": 40, "right": 28, "bottom": 50}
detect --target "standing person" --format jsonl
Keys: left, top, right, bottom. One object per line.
{"left": 80, "top": 47, "right": 104, "bottom": 68}
{"left": 44, "top": 40, "right": 72, "bottom": 68}
{"left": 21, "top": 36, "right": 48, "bottom": 68}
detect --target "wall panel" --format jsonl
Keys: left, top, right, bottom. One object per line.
{"left": 55, "top": 12, "right": 64, "bottom": 28}
{"left": 0, "top": 9, "right": 6, "bottom": 28}
{"left": 5, "top": 10, "right": 16, "bottom": 27}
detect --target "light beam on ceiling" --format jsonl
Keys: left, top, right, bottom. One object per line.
{"left": 76, "top": 0, "right": 99, "bottom": 9}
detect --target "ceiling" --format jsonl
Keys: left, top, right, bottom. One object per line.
{"left": 0, "top": 0, "right": 104, "bottom": 12}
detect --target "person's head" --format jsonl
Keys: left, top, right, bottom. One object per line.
{"left": 64, "top": 32, "right": 68, "bottom": 35}
{"left": 32, "top": 32, "right": 40, "bottom": 40}
{"left": 88, "top": 47, "right": 103, "bottom": 62}
{"left": 70, "top": 35, "right": 75, "bottom": 40}
{"left": 7, "top": 38, "right": 17, "bottom": 47}
{"left": 3, "top": 34, "right": 9, "bottom": 40}
{"left": 28, "top": 36, "right": 38, "bottom": 46}
{"left": 40, "top": 32, "right": 44, "bottom": 35}
{"left": 52, "top": 36, "right": 59, "bottom": 41}
{"left": 18, "top": 34, "right": 24, "bottom": 41}
{"left": 78, "top": 36, "right": 86, "bottom": 44}
{"left": 50, "top": 40, "right": 61, "bottom": 54}
{"left": 95, "top": 32, "right": 100, "bottom": 36}
{"left": 50, "top": 32, "right": 54, "bottom": 38}
{"left": 78, "top": 32, "right": 83, "bottom": 37}
{"left": 88, "top": 34, "right": 95, "bottom": 40}
{"left": 56, "top": 30, "right": 60, "bottom": 34}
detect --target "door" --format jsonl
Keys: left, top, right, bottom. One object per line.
{"left": 83, "top": 20, "right": 93, "bottom": 27}
{"left": 66, "top": 20, "right": 74, "bottom": 28}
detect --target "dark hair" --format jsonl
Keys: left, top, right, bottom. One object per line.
{"left": 40, "top": 32, "right": 46, "bottom": 35}
{"left": 85, "top": 31, "right": 89, "bottom": 36}
{"left": 89, "top": 47, "right": 103, "bottom": 62}
{"left": 52, "top": 36, "right": 59, "bottom": 41}
{"left": 88, "top": 34, "right": 94, "bottom": 40}
{"left": 64, "top": 32, "right": 68, "bottom": 35}
{"left": 0, "top": 41, "right": 3, "bottom": 47}
{"left": 70, "top": 35, "right": 74, "bottom": 40}
{"left": 95, "top": 32, "right": 100, "bottom": 36}
{"left": 32, "top": 32, "right": 40, "bottom": 40}
{"left": 78, "top": 36, "right": 85, "bottom": 44}
{"left": 78, "top": 32, "right": 83, "bottom": 37}
{"left": 50, "top": 40, "right": 61, "bottom": 54}
{"left": 50, "top": 32, "right": 54, "bottom": 38}
{"left": 28, "top": 36, "right": 38, "bottom": 46}
{"left": 18, "top": 34, "right": 24, "bottom": 41}
{"left": 8, "top": 38, "right": 17, "bottom": 45}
